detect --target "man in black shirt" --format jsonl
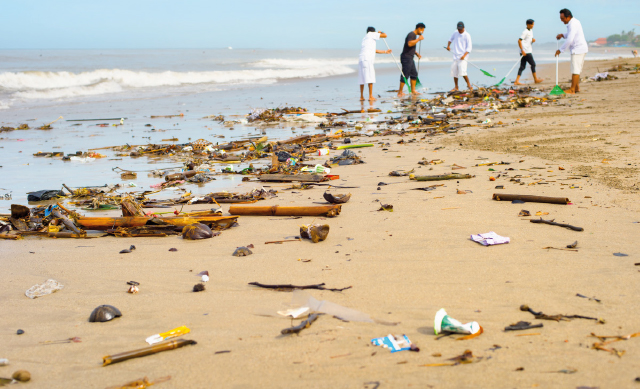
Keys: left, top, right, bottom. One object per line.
{"left": 397, "top": 23, "right": 425, "bottom": 97}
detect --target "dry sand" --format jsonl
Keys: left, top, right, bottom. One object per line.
{"left": 1, "top": 57, "right": 639, "bottom": 389}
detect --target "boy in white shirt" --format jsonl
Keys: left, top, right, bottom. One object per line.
{"left": 515, "top": 19, "right": 543, "bottom": 85}
{"left": 446, "top": 21, "right": 472, "bottom": 91}
{"left": 555, "top": 8, "right": 588, "bottom": 94}
{"left": 358, "top": 27, "right": 391, "bottom": 101}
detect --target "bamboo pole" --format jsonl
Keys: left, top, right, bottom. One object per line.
{"left": 229, "top": 204, "right": 341, "bottom": 217}
{"left": 492, "top": 194, "right": 569, "bottom": 205}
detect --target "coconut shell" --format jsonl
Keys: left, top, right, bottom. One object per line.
{"left": 182, "top": 223, "right": 214, "bottom": 240}
{"left": 323, "top": 192, "right": 351, "bottom": 204}
{"left": 89, "top": 305, "right": 122, "bottom": 322}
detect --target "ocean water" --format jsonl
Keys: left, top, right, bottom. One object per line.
{"left": 0, "top": 47, "right": 633, "bottom": 211}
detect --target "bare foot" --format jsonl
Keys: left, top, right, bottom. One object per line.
{"left": 534, "top": 78, "right": 544, "bottom": 83}
{"left": 514, "top": 81, "right": 524, "bottom": 85}
{"left": 564, "top": 89, "right": 576, "bottom": 94}
{"left": 397, "top": 92, "right": 406, "bottom": 98}
{"left": 360, "top": 97, "right": 365, "bottom": 101}
{"left": 411, "top": 91, "right": 421, "bottom": 96}
{"left": 450, "top": 88, "right": 459, "bottom": 92}
{"left": 369, "top": 96, "right": 377, "bottom": 101}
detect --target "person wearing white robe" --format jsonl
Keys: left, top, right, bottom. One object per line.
{"left": 359, "top": 27, "right": 391, "bottom": 101}
{"left": 555, "top": 8, "right": 588, "bottom": 94}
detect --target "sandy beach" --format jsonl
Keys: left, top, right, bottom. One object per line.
{"left": 1, "top": 56, "right": 640, "bottom": 389}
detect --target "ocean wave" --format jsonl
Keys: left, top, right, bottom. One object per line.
{"left": 0, "top": 100, "right": 10, "bottom": 109}
{"left": 0, "top": 64, "right": 357, "bottom": 100}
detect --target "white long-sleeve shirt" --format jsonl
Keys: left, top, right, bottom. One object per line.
{"left": 359, "top": 32, "right": 381, "bottom": 62}
{"left": 449, "top": 31, "right": 472, "bottom": 60}
{"left": 560, "top": 18, "right": 588, "bottom": 55}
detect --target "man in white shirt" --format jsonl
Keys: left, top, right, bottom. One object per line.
{"left": 555, "top": 8, "right": 588, "bottom": 94}
{"left": 515, "top": 19, "right": 543, "bottom": 85}
{"left": 446, "top": 21, "right": 472, "bottom": 91}
{"left": 359, "top": 27, "right": 391, "bottom": 101}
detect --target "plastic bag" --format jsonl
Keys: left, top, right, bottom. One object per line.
{"left": 25, "top": 279, "right": 64, "bottom": 299}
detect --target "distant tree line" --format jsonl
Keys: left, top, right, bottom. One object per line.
{"left": 606, "top": 29, "right": 639, "bottom": 46}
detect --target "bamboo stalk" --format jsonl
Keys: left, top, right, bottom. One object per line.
{"left": 492, "top": 194, "right": 569, "bottom": 205}
{"left": 103, "top": 339, "right": 196, "bottom": 366}
{"left": 413, "top": 173, "right": 473, "bottom": 181}
{"left": 228, "top": 205, "right": 341, "bottom": 217}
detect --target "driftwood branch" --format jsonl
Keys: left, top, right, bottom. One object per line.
{"left": 530, "top": 218, "right": 583, "bottom": 231}
{"left": 248, "top": 282, "right": 352, "bottom": 292}
{"left": 281, "top": 314, "right": 320, "bottom": 335}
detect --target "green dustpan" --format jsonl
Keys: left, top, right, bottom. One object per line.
{"left": 549, "top": 84, "right": 565, "bottom": 95}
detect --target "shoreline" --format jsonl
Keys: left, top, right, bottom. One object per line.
{"left": 1, "top": 56, "right": 639, "bottom": 388}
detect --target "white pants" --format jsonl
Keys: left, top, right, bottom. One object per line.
{"left": 358, "top": 59, "right": 375, "bottom": 85}
{"left": 451, "top": 59, "right": 468, "bottom": 78}
{"left": 571, "top": 53, "right": 586, "bottom": 75}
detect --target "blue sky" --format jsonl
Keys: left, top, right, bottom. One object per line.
{"left": 1, "top": 0, "right": 637, "bottom": 49}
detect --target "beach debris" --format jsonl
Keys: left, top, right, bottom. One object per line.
{"left": 258, "top": 174, "right": 325, "bottom": 183}
{"left": 169, "top": 248, "right": 178, "bottom": 252}
{"left": 591, "top": 331, "right": 640, "bottom": 358}
{"left": 146, "top": 326, "right": 191, "bottom": 345}
{"left": 434, "top": 308, "right": 481, "bottom": 335}
{"left": 520, "top": 305, "right": 603, "bottom": 323}
{"left": 530, "top": 218, "right": 583, "bottom": 232}
{"left": 412, "top": 173, "right": 474, "bottom": 181}
{"left": 127, "top": 285, "right": 139, "bottom": 294}
{"left": 40, "top": 337, "right": 81, "bottom": 345}
{"left": 230, "top": 204, "right": 341, "bottom": 217}
{"left": 0, "top": 359, "right": 7, "bottom": 366}
{"left": 504, "top": 321, "right": 544, "bottom": 331}
{"left": 89, "top": 305, "right": 122, "bottom": 323}
{"left": 300, "top": 224, "right": 330, "bottom": 243}
{"left": 248, "top": 282, "right": 352, "bottom": 292}
{"left": 518, "top": 210, "right": 531, "bottom": 217}
{"left": 546, "top": 368, "right": 578, "bottom": 374}
{"left": 567, "top": 241, "right": 578, "bottom": 248}
{"left": 25, "top": 279, "right": 64, "bottom": 299}
{"left": 182, "top": 223, "right": 214, "bottom": 240}
{"left": 411, "top": 184, "right": 444, "bottom": 192}
{"left": 281, "top": 314, "right": 320, "bottom": 335}
{"left": 288, "top": 289, "right": 373, "bottom": 323}
{"left": 377, "top": 203, "right": 393, "bottom": 212}
{"left": 26, "top": 190, "right": 64, "bottom": 202}
{"left": 613, "top": 252, "right": 628, "bottom": 257}
{"left": 421, "top": 350, "right": 483, "bottom": 367}
{"left": 16, "top": 330, "right": 24, "bottom": 335}
{"left": 492, "top": 194, "right": 570, "bottom": 204}
{"left": 277, "top": 306, "right": 311, "bottom": 318}
{"left": 233, "top": 247, "right": 253, "bottom": 256}
{"left": 102, "top": 339, "right": 197, "bottom": 366}
{"left": 11, "top": 370, "right": 30, "bottom": 382}
{"left": 471, "top": 232, "right": 510, "bottom": 246}
{"left": 119, "top": 245, "right": 136, "bottom": 254}
{"left": 331, "top": 149, "right": 364, "bottom": 166}
{"left": 371, "top": 334, "right": 415, "bottom": 353}
{"left": 105, "top": 375, "right": 172, "bottom": 389}
{"left": 389, "top": 169, "right": 414, "bottom": 177}
{"left": 193, "top": 283, "right": 205, "bottom": 292}
{"left": 576, "top": 294, "right": 601, "bottom": 303}
{"left": 336, "top": 143, "right": 373, "bottom": 150}
{"left": 323, "top": 192, "right": 351, "bottom": 204}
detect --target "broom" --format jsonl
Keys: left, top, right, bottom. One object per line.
{"left": 550, "top": 40, "right": 565, "bottom": 95}
{"left": 494, "top": 57, "right": 522, "bottom": 87}
{"left": 384, "top": 38, "right": 412, "bottom": 93}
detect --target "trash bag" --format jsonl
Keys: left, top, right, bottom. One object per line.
{"left": 27, "top": 190, "right": 63, "bottom": 202}
{"left": 276, "top": 151, "right": 292, "bottom": 162}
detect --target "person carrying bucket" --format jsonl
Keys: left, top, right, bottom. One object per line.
{"left": 446, "top": 21, "right": 473, "bottom": 92}
{"left": 358, "top": 27, "right": 391, "bottom": 101}
{"left": 514, "top": 19, "right": 544, "bottom": 85}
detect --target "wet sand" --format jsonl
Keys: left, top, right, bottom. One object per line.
{"left": 1, "top": 57, "right": 639, "bottom": 388}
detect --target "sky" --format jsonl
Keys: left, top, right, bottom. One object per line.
{"left": 1, "top": 0, "right": 637, "bottom": 50}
